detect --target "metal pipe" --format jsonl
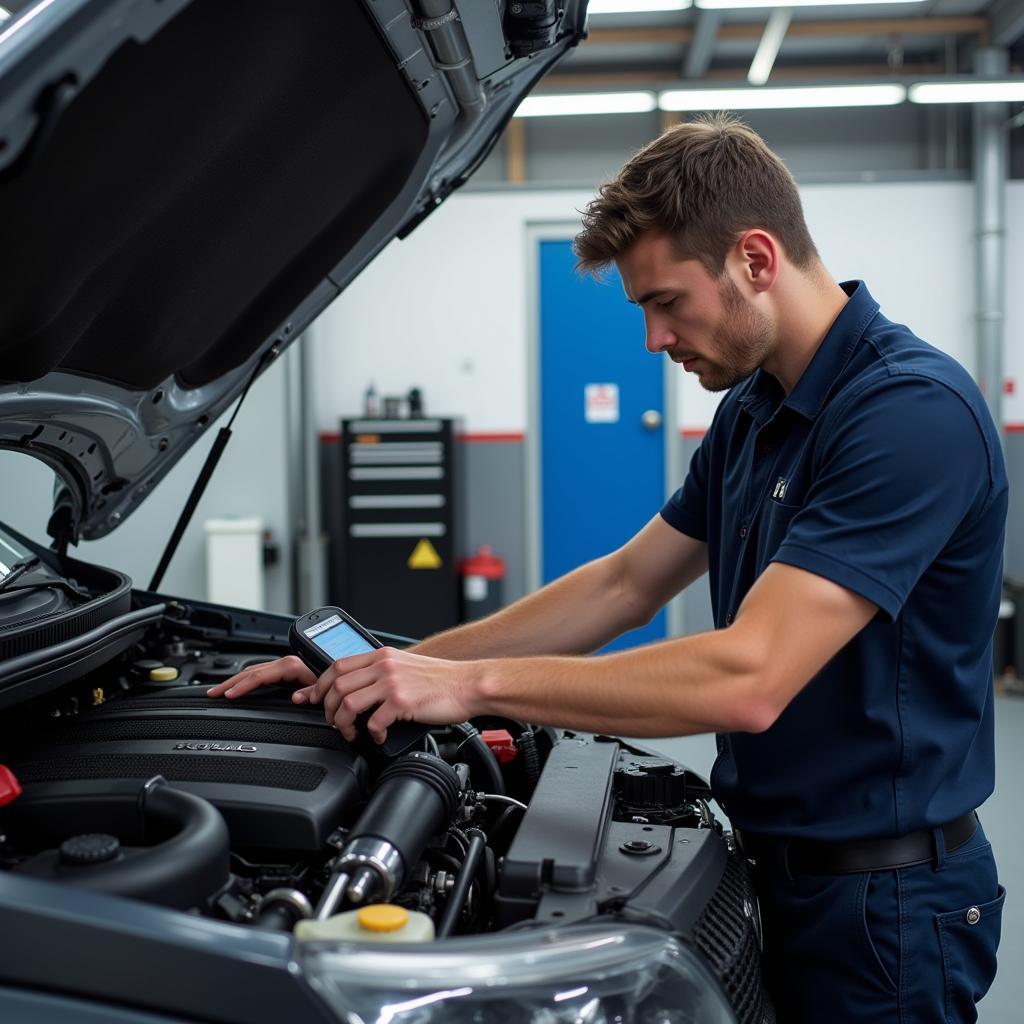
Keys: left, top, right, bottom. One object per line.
{"left": 474, "top": 793, "right": 528, "bottom": 812}
{"left": 418, "top": 1, "right": 485, "bottom": 114}
{"left": 346, "top": 866, "right": 380, "bottom": 905}
{"left": 293, "top": 328, "right": 327, "bottom": 613}
{"left": 973, "top": 47, "right": 1009, "bottom": 444}
{"left": 283, "top": 343, "right": 302, "bottom": 613}
{"left": 256, "top": 888, "right": 314, "bottom": 931}
{"left": 943, "top": 34, "right": 958, "bottom": 172}
{"left": 315, "top": 871, "right": 351, "bottom": 921}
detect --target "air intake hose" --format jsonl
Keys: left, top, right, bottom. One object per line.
{"left": 315, "top": 752, "right": 460, "bottom": 919}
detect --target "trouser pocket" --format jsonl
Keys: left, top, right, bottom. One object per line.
{"left": 860, "top": 869, "right": 899, "bottom": 995}
{"left": 936, "top": 884, "right": 1006, "bottom": 1024}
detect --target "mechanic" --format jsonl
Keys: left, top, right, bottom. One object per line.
{"left": 209, "top": 114, "right": 1006, "bottom": 1023}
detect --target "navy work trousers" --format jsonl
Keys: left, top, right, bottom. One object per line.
{"left": 753, "top": 821, "right": 1005, "bottom": 1022}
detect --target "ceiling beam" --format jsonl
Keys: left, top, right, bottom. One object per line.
{"left": 539, "top": 63, "right": 944, "bottom": 90}
{"left": 764, "top": 16, "right": 989, "bottom": 44}
{"left": 684, "top": 11, "right": 723, "bottom": 79}
{"left": 586, "top": 26, "right": 693, "bottom": 46}
{"left": 505, "top": 118, "right": 526, "bottom": 184}
{"left": 583, "top": 17, "right": 989, "bottom": 47}
{"left": 713, "top": 61, "right": 943, "bottom": 80}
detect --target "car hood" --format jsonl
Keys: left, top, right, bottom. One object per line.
{"left": 0, "top": 0, "right": 585, "bottom": 545}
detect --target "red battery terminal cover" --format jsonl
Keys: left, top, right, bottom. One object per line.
{"left": 480, "top": 729, "right": 518, "bottom": 764}
{"left": 0, "top": 765, "right": 22, "bottom": 807}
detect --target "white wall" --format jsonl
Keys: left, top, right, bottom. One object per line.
{"left": 314, "top": 182, "right": 1012, "bottom": 437}
{"left": 313, "top": 190, "right": 594, "bottom": 435}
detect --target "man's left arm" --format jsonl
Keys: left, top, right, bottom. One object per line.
{"left": 311, "top": 563, "right": 875, "bottom": 742}
{"left": 313, "top": 374, "right": 997, "bottom": 744}
{"left": 470, "top": 562, "right": 877, "bottom": 736}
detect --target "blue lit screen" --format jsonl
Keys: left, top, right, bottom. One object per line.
{"left": 304, "top": 614, "right": 375, "bottom": 662}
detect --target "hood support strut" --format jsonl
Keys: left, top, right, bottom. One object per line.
{"left": 148, "top": 346, "right": 278, "bottom": 592}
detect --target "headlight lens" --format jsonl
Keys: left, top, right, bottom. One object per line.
{"left": 299, "top": 923, "right": 736, "bottom": 1024}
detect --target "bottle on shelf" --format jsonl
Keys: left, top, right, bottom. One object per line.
{"left": 363, "top": 381, "right": 380, "bottom": 418}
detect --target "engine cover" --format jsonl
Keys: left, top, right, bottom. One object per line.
{"left": 6, "top": 687, "right": 370, "bottom": 851}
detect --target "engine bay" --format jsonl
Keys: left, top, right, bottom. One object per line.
{"left": 1, "top": 627, "right": 726, "bottom": 930}
{"left": 0, "top": 531, "right": 770, "bottom": 1023}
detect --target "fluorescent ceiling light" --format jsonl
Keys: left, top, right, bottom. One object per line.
{"left": 588, "top": 0, "right": 692, "bottom": 11}
{"left": 697, "top": 0, "right": 923, "bottom": 8}
{"left": 747, "top": 7, "right": 792, "bottom": 86}
{"left": 515, "top": 92, "right": 658, "bottom": 117}
{"left": 659, "top": 83, "right": 906, "bottom": 109}
{"left": 909, "top": 81, "right": 1024, "bottom": 104}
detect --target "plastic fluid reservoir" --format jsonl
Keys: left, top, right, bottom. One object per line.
{"left": 294, "top": 903, "right": 435, "bottom": 943}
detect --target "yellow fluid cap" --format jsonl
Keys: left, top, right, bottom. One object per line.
{"left": 149, "top": 666, "right": 179, "bottom": 682}
{"left": 357, "top": 904, "right": 409, "bottom": 933}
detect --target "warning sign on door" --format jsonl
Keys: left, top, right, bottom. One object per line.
{"left": 584, "top": 383, "right": 619, "bottom": 423}
{"left": 408, "top": 538, "right": 442, "bottom": 570}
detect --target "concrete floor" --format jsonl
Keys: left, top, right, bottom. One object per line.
{"left": 643, "top": 694, "right": 1023, "bottom": 1023}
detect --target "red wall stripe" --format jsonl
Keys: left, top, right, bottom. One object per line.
{"left": 459, "top": 432, "right": 525, "bottom": 443}
{"left": 323, "top": 426, "right": 1024, "bottom": 442}
{"left": 318, "top": 431, "right": 526, "bottom": 443}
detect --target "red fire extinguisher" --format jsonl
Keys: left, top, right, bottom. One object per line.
{"left": 460, "top": 545, "right": 506, "bottom": 621}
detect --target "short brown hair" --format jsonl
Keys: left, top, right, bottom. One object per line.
{"left": 574, "top": 113, "right": 818, "bottom": 276}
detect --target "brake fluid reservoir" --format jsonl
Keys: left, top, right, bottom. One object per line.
{"left": 294, "top": 903, "right": 435, "bottom": 943}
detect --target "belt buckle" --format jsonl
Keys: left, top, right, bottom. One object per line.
{"left": 735, "top": 830, "right": 795, "bottom": 883}
{"left": 772, "top": 841, "right": 795, "bottom": 883}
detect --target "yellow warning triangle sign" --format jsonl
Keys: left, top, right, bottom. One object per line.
{"left": 408, "top": 538, "right": 442, "bottom": 570}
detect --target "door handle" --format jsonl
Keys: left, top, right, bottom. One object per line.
{"left": 641, "top": 409, "right": 663, "bottom": 431}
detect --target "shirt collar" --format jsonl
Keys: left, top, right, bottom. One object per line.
{"left": 738, "top": 280, "right": 880, "bottom": 426}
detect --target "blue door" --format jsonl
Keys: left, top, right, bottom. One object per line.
{"left": 539, "top": 238, "right": 666, "bottom": 651}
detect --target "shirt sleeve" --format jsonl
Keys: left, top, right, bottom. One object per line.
{"left": 771, "top": 375, "right": 996, "bottom": 622}
{"left": 660, "top": 430, "right": 711, "bottom": 542}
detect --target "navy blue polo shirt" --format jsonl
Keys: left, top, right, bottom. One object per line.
{"left": 661, "top": 281, "right": 1008, "bottom": 842}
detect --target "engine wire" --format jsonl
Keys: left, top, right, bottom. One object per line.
{"left": 475, "top": 793, "right": 528, "bottom": 811}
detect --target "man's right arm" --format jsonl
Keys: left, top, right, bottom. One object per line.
{"left": 207, "top": 515, "right": 707, "bottom": 699}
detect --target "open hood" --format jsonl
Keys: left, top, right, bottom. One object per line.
{"left": 0, "top": 0, "right": 586, "bottom": 545}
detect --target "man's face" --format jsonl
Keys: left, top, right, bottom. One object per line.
{"left": 615, "top": 231, "right": 775, "bottom": 392}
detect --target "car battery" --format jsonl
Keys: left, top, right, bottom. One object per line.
{"left": 334, "top": 417, "right": 461, "bottom": 641}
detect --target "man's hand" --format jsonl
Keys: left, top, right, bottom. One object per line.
{"left": 308, "top": 647, "right": 478, "bottom": 744}
{"left": 206, "top": 655, "right": 318, "bottom": 702}
{"left": 206, "top": 648, "right": 480, "bottom": 745}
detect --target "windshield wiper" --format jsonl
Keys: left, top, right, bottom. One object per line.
{"left": 0, "top": 556, "right": 40, "bottom": 594}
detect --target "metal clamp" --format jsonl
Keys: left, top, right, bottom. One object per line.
{"left": 417, "top": 9, "right": 460, "bottom": 31}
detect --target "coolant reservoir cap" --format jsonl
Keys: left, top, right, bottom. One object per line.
{"left": 357, "top": 904, "right": 409, "bottom": 933}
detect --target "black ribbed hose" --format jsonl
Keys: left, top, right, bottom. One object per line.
{"left": 517, "top": 729, "right": 542, "bottom": 784}
{"left": 454, "top": 723, "right": 505, "bottom": 795}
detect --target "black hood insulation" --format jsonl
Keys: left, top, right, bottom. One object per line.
{"left": 0, "top": 0, "right": 427, "bottom": 389}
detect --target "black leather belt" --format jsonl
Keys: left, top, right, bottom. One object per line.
{"left": 736, "top": 811, "right": 979, "bottom": 877}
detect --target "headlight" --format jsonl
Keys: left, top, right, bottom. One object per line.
{"left": 298, "top": 923, "right": 736, "bottom": 1024}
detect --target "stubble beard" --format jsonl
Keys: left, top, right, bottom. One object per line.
{"left": 694, "top": 277, "right": 775, "bottom": 393}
